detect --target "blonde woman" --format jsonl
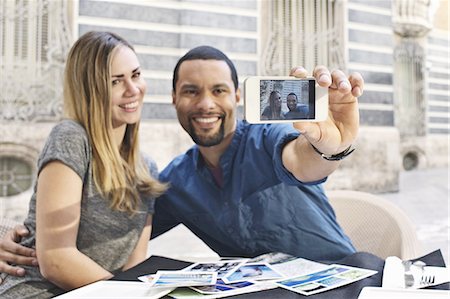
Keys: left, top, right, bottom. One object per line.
{"left": 0, "top": 31, "right": 166, "bottom": 298}
{"left": 261, "top": 90, "right": 283, "bottom": 120}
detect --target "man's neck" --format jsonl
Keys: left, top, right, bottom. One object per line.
{"left": 198, "top": 131, "right": 235, "bottom": 168}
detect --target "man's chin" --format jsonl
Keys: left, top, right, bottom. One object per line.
{"left": 192, "top": 135, "right": 223, "bottom": 147}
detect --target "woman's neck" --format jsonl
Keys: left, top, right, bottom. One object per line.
{"left": 112, "top": 124, "right": 127, "bottom": 147}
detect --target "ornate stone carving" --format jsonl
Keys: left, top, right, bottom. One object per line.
{"left": 392, "top": 0, "right": 436, "bottom": 37}
{"left": 259, "top": 0, "right": 346, "bottom": 75}
{"left": 0, "top": 0, "right": 72, "bottom": 123}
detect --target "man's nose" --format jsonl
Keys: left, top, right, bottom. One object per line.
{"left": 197, "top": 93, "right": 215, "bottom": 110}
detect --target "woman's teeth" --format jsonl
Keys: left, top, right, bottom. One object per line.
{"left": 120, "top": 101, "right": 138, "bottom": 109}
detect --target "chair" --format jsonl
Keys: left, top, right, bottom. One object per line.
{"left": 0, "top": 218, "right": 21, "bottom": 239}
{"left": 326, "top": 190, "right": 423, "bottom": 260}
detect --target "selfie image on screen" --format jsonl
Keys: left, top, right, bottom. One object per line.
{"left": 260, "top": 79, "right": 315, "bottom": 121}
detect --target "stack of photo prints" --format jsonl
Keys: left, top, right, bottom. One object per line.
{"left": 138, "top": 252, "right": 377, "bottom": 298}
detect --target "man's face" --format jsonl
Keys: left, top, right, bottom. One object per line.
{"left": 286, "top": 94, "right": 298, "bottom": 111}
{"left": 172, "top": 59, "right": 240, "bottom": 147}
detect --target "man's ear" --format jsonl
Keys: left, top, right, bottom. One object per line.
{"left": 172, "top": 91, "right": 176, "bottom": 105}
{"left": 235, "top": 88, "right": 241, "bottom": 104}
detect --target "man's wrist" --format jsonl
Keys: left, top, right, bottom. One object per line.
{"left": 310, "top": 144, "right": 355, "bottom": 161}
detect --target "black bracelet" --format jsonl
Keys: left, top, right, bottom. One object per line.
{"left": 310, "top": 144, "right": 355, "bottom": 161}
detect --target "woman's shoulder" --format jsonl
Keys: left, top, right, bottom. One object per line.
{"left": 51, "top": 119, "right": 86, "bottom": 135}
{"left": 43, "top": 119, "right": 90, "bottom": 157}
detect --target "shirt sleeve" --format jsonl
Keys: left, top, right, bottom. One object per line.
{"left": 37, "top": 121, "right": 90, "bottom": 181}
{"left": 262, "top": 124, "right": 327, "bottom": 186}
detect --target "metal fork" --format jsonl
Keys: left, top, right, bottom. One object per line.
{"left": 420, "top": 274, "right": 435, "bottom": 285}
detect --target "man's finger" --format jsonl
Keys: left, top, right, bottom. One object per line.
{"left": 330, "top": 70, "right": 351, "bottom": 92}
{"left": 348, "top": 72, "right": 364, "bottom": 97}
{"left": 312, "top": 66, "right": 331, "bottom": 87}
{"left": 11, "top": 224, "right": 30, "bottom": 241}
{"left": 289, "top": 66, "right": 308, "bottom": 78}
{"left": 0, "top": 261, "right": 26, "bottom": 276}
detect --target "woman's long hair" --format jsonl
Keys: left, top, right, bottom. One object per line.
{"left": 63, "top": 31, "right": 166, "bottom": 214}
{"left": 268, "top": 91, "right": 282, "bottom": 119}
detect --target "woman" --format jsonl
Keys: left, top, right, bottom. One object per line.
{"left": 261, "top": 90, "right": 283, "bottom": 120}
{"left": 0, "top": 31, "right": 166, "bottom": 298}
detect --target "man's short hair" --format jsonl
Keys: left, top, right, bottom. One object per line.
{"left": 287, "top": 92, "right": 297, "bottom": 99}
{"left": 172, "top": 45, "right": 239, "bottom": 92}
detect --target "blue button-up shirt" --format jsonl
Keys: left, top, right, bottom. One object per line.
{"left": 152, "top": 120, "right": 355, "bottom": 261}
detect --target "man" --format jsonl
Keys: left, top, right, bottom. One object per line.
{"left": 284, "top": 92, "right": 310, "bottom": 119}
{"left": 0, "top": 46, "right": 363, "bottom": 278}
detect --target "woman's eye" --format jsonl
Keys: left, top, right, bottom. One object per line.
{"left": 112, "top": 79, "right": 120, "bottom": 86}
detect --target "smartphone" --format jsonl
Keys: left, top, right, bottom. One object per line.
{"left": 243, "top": 76, "right": 328, "bottom": 123}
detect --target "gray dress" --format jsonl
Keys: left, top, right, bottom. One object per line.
{"left": 0, "top": 120, "right": 156, "bottom": 298}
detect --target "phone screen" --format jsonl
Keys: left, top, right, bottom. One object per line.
{"left": 259, "top": 79, "right": 315, "bottom": 121}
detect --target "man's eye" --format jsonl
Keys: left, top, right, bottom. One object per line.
{"left": 132, "top": 72, "right": 141, "bottom": 78}
{"left": 183, "top": 89, "right": 197, "bottom": 95}
{"left": 214, "top": 89, "right": 226, "bottom": 95}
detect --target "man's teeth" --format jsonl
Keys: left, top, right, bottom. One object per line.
{"left": 120, "top": 101, "right": 138, "bottom": 109}
{"left": 195, "top": 117, "right": 219, "bottom": 123}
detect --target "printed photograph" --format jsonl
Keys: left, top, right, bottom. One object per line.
{"left": 337, "top": 269, "right": 369, "bottom": 280}
{"left": 316, "top": 275, "right": 346, "bottom": 287}
{"left": 150, "top": 271, "right": 217, "bottom": 288}
{"left": 292, "top": 282, "right": 326, "bottom": 293}
{"left": 277, "top": 266, "right": 348, "bottom": 287}
{"left": 183, "top": 259, "right": 248, "bottom": 278}
{"left": 222, "top": 262, "right": 283, "bottom": 284}
{"left": 190, "top": 279, "right": 255, "bottom": 294}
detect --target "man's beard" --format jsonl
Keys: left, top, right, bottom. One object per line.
{"left": 188, "top": 119, "right": 225, "bottom": 147}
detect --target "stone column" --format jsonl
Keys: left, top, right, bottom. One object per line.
{"left": 392, "top": 0, "right": 436, "bottom": 170}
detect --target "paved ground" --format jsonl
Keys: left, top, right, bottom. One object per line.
{"left": 148, "top": 167, "right": 449, "bottom": 264}
{"left": 379, "top": 167, "right": 449, "bottom": 264}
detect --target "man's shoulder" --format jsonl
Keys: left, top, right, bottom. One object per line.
{"left": 159, "top": 147, "right": 196, "bottom": 180}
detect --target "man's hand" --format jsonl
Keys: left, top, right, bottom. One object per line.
{"left": 289, "top": 66, "right": 363, "bottom": 155}
{"left": 0, "top": 225, "right": 38, "bottom": 282}
{"left": 282, "top": 66, "right": 363, "bottom": 182}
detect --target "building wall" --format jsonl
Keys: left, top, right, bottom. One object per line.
{"left": 328, "top": 0, "right": 448, "bottom": 193}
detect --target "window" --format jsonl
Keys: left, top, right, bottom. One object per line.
{"left": 0, "top": 0, "right": 72, "bottom": 122}
{"left": 259, "top": 0, "right": 346, "bottom": 75}
{"left": 0, "top": 156, "right": 33, "bottom": 197}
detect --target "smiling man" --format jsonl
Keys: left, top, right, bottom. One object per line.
{"left": 151, "top": 45, "right": 362, "bottom": 261}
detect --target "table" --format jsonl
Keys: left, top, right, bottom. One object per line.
{"left": 111, "top": 249, "right": 449, "bottom": 299}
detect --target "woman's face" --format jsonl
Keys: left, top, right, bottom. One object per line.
{"left": 110, "top": 46, "right": 147, "bottom": 129}
{"left": 271, "top": 91, "right": 282, "bottom": 110}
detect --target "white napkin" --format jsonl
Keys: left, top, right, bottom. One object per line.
{"left": 383, "top": 256, "right": 450, "bottom": 289}
{"left": 382, "top": 256, "right": 405, "bottom": 288}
